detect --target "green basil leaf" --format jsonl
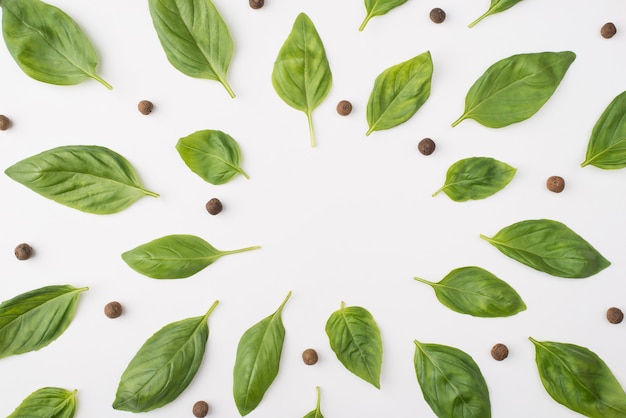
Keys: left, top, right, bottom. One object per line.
{"left": 1, "top": 0, "right": 111, "bottom": 89}
{"left": 122, "top": 234, "right": 260, "bottom": 279}
{"left": 113, "top": 301, "right": 218, "bottom": 412}
{"left": 176, "top": 129, "right": 249, "bottom": 185}
{"left": 4, "top": 145, "right": 158, "bottom": 214}
{"left": 414, "top": 266, "right": 526, "bottom": 318}
{"left": 303, "top": 386, "right": 324, "bottom": 418}
{"left": 582, "top": 90, "right": 626, "bottom": 169}
{"left": 366, "top": 51, "right": 433, "bottom": 136}
{"left": 8, "top": 387, "right": 77, "bottom": 418}
{"left": 452, "top": 51, "right": 575, "bottom": 128}
{"left": 530, "top": 338, "right": 626, "bottom": 418}
{"left": 272, "top": 13, "right": 332, "bottom": 147}
{"left": 233, "top": 292, "right": 291, "bottom": 416}
{"left": 481, "top": 219, "right": 610, "bottom": 278}
{"left": 0, "top": 285, "right": 88, "bottom": 359}
{"left": 469, "top": 0, "right": 525, "bottom": 28}
{"left": 148, "top": 0, "right": 235, "bottom": 97}
{"left": 432, "top": 157, "right": 516, "bottom": 201}
{"left": 359, "top": 0, "right": 409, "bottom": 31}
{"left": 414, "top": 340, "right": 491, "bottom": 418}
{"left": 325, "top": 302, "right": 383, "bottom": 389}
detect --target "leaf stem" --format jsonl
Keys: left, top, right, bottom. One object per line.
{"left": 315, "top": 386, "right": 321, "bottom": 411}
{"left": 142, "top": 189, "right": 160, "bottom": 198}
{"left": 277, "top": 290, "right": 292, "bottom": 313}
{"left": 451, "top": 114, "right": 467, "bottom": 127}
{"left": 413, "top": 277, "right": 435, "bottom": 286}
{"left": 468, "top": 9, "right": 492, "bottom": 28}
{"left": 432, "top": 186, "right": 445, "bottom": 197}
{"left": 359, "top": 13, "right": 373, "bottom": 31}
{"left": 221, "top": 79, "right": 236, "bottom": 99}
{"left": 479, "top": 234, "right": 492, "bottom": 242}
{"left": 237, "top": 167, "right": 251, "bottom": 180}
{"left": 91, "top": 74, "right": 113, "bottom": 90}
{"left": 307, "top": 112, "right": 316, "bottom": 147}
{"left": 223, "top": 245, "right": 261, "bottom": 256}
{"left": 366, "top": 125, "right": 375, "bottom": 136}
{"left": 204, "top": 300, "right": 219, "bottom": 320}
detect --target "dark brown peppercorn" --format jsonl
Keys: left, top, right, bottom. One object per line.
{"left": 302, "top": 348, "right": 318, "bottom": 365}
{"left": 607, "top": 307, "right": 624, "bottom": 324}
{"left": 418, "top": 138, "right": 436, "bottom": 155}
{"left": 14, "top": 243, "right": 33, "bottom": 260}
{"left": 193, "top": 401, "right": 210, "bottom": 417}
{"left": 601, "top": 22, "right": 617, "bottom": 39}
{"left": 249, "top": 0, "right": 264, "bottom": 9}
{"left": 137, "top": 100, "right": 154, "bottom": 115}
{"left": 429, "top": 8, "right": 446, "bottom": 24}
{"left": 491, "top": 343, "right": 509, "bottom": 361}
{"left": 0, "top": 115, "right": 11, "bottom": 131}
{"left": 546, "top": 176, "right": 565, "bottom": 193}
{"left": 337, "top": 100, "right": 352, "bottom": 116}
{"left": 205, "top": 198, "right": 223, "bottom": 215}
{"left": 104, "top": 301, "right": 123, "bottom": 318}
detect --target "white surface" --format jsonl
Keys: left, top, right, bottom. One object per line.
{"left": 1, "top": 0, "right": 626, "bottom": 417}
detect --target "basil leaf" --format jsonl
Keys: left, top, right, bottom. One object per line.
{"left": 8, "top": 387, "right": 77, "bottom": 418}
{"left": 359, "top": 0, "right": 409, "bottom": 31}
{"left": 452, "top": 51, "right": 575, "bottom": 128}
{"left": 432, "top": 157, "right": 516, "bottom": 201}
{"left": 176, "top": 130, "right": 249, "bottom": 185}
{"left": 529, "top": 338, "right": 626, "bottom": 417}
{"left": 148, "top": 0, "right": 235, "bottom": 97}
{"left": 5, "top": 145, "right": 158, "bottom": 214}
{"left": 582, "top": 90, "right": 626, "bottom": 169}
{"left": 272, "top": 13, "right": 332, "bottom": 147}
{"left": 481, "top": 219, "right": 610, "bottom": 278}
{"left": 414, "top": 266, "right": 526, "bottom": 318}
{"left": 1, "top": 0, "right": 111, "bottom": 89}
{"left": 469, "top": 0, "right": 525, "bottom": 28}
{"left": 233, "top": 292, "right": 291, "bottom": 416}
{"left": 414, "top": 340, "right": 491, "bottom": 418}
{"left": 303, "top": 386, "right": 323, "bottom": 418}
{"left": 325, "top": 302, "right": 383, "bottom": 389}
{"left": 122, "top": 234, "right": 260, "bottom": 279}
{"left": 0, "top": 285, "right": 88, "bottom": 359}
{"left": 366, "top": 51, "right": 433, "bottom": 136}
{"left": 113, "top": 301, "right": 218, "bottom": 412}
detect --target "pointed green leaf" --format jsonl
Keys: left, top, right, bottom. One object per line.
{"left": 303, "top": 386, "right": 324, "bottom": 418}
{"left": 582, "top": 90, "right": 626, "bottom": 169}
{"left": 8, "top": 387, "right": 77, "bottom": 418}
{"left": 469, "top": 0, "right": 525, "bottom": 28}
{"left": 359, "top": 0, "right": 409, "bottom": 31}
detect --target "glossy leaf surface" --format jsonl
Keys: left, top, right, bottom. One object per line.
{"left": 481, "top": 219, "right": 610, "bottom": 278}
{"left": 8, "top": 387, "right": 77, "bottom": 418}
{"left": 113, "top": 301, "right": 218, "bottom": 412}
{"left": 414, "top": 266, "right": 526, "bottom": 317}
{"left": 325, "top": 302, "right": 383, "bottom": 388}
{"left": 359, "top": 0, "right": 409, "bottom": 31}
{"left": 122, "top": 234, "right": 260, "bottom": 279}
{"left": 453, "top": 51, "right": 575, "bottom": 128}
{"left": 5, "top": 145, "right": 158, "bottom": 214}
{"left": 582, "top": 90, "right": 626, "bottom": 169}
{"left": 414, "top": 340, "right": 491, "bottom": 418}
{"left": 366, "top": 51, "right": 433, "bottom": 136}
{"left": 303, "top": 386, "right": 324, "bottom": 418}
{"left": 469, "top": 0, "right": 525, "bottom": 28}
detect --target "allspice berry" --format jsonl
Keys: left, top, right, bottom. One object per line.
{"left": 601, "top": 22, "right": 617, "bottom": 39}
{"left": 137, "top": 100, "right": 154, "bottom": 115}
{"left": 418, "top": 138, "right": 436, "bottom": 155}
{"left": 302, "top": 348, "right": 318, "bottom": 365}
{"left": 205, "top": 198, "right": 223, "bottom": 215}
{"left": 491, "top": 343, "right": 509, "bottom": 361}
{"left": 430, "top": 8, "right": 446, "bottom": 24}
{"left": 14, "top": 243, "right": 33, "bottom": 260}
{"left": 249, "top": 0, "right": 264, "bottom": 9}
{"left": 337, "top": 100, "right": 352, "bottom": 116}
{"left": 607, "top": 307, "right": 624, "bottom": 324}
{"left": 0, "top": 115, "right": 11, "bottom": 131}
{"left": 104, "top": 301, "right": 123, "bottom": 319}
{"left": 193, "top": 400, "right": 210, "bottom": 417}
{"left": 546, "top": 176, "right": 565, "bottom": 193}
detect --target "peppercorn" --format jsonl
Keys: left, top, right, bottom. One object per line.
{"left": 607, "top": 307, "right": 624, "bottom": 324}
{"left": 546, "top": 176, "right": 565, "bottom": 193}
{"left": 0, "top": 115, "right": 11, "bottom": 131}
{"left": 14, "top": 243, "right": 33, "bottom": 260}
{"left": 491, "top": 343, "right": 509, "bottom": 361}
{"left": 249, "top": 0, "right": 263, "bottom": 9}
{"left": 137, "top": 100, "right": 154, "bottom": 115}
{"left": 601, "top": 22, "right": 617, "bottom": 39}
{"left": 193, "top": 400, "right": 210, "bottom": 417}
{"left": 429, "top": 8, "right": 446, "bottom": 24}
{"left": 418, "top": 138, "right": 436, "bottom": 155}
{"left": 337, "top": 100, "right": 352, "bottom": 116}
{"left": 302, "top": 348, "right": 318, "bottom": 365}
{"left": 104, "top": 301, "right": 123, "bottom": 319}
{"left": 205, "top": 198, "right": 223, "bottom": 215}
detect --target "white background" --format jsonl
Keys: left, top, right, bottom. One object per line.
{"left": 1, "top": 0, "right": 626, "bottom": 417}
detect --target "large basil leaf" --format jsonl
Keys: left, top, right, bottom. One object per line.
{"left": 530, "top": 338, "right": 626, "bottom": 417}
{"left": 176, "top": 130, "right": 249, "bottom": 185}
{"left": 432, "top": 157, "right": 516, "bottom": 201}
{"left": 452, "top": 51, "right": 575, "bottom": 128}
{"left": 359, "top": 0, "right": 409, "bottom": 31}
{"left": 366, "top": 51, "right": 433, "bottom": 136}
{"left": 414, "top": 266, "right": 526, "bottom": 317}
{"left": 113, "top": 301, "right": 218, "bottom": 412}
{"left": 5, "top": 145, "right": 158, "bottom": 214}
{"left": 303, "top": 386, "right": 323, "bottom": 418}
{"left": 233, "top": 292, "right": 291, "bottom": 416}
{"left": 481, "top": 219, "right": 610, "bottom": 278}
{"left": 0, "top": 285, "right": 87, "bottom": 359}
{"left": 582, "top": 90, "right": 626, "bottom": 169}
{"left": 1, "top": 0, "right": 111, "bottom": 89}
{"left": 414, "top": 340, "right": 491, "bottom": 418}
{"left": 8, "top": 387, "right": 77, "bottom": 418}
{"left": 325, "top": 302, "right": 383, "bottom": 389}
{"left": 272, "top": 13, "right": 332, "bottom": 147}
{"left": 148, "top": 0, "right": 235, "bottom": 97}
{"left": 469, "top": 0, "right": 525, "bottom": 28}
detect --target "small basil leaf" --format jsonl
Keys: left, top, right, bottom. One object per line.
{"left": 1, "top": 0, "right": 111, "bottom": 89}
{"left": 359, "top": 0, "right": 409, "bottom": 31}
{"left": 8, "top": 387, "right": 77, "bottom": 418}
{"left": 452, "top": 51, "right": 575, "bottom": 128}
{"left": 530, "top": 338, "right": 626, "bottom": 417}
{"left": 113, "top": 301, "right": 218, "bottom": 412}
{"left": 4, "top": 145, "right": 158, "bottom": 214}
{"left": 325, "top": 302, "right": 383, "bottom": 389}
{"left": 0, "top": 285, "right": 88, "bottom": 359}
{"left": 414, "top": 340, "right": 491, "bottom": 418}
{"left": 303, "top": 386, "right": 324, "bottom": 418}
{"left": 121, "top": 234, "right": 260, "bottom": 279}
{"left": 148, "top": 0, "right": 235, "bottom": 97}
{"left": 469, "top": 0, "right": 525, "bottom": 28}
{"left": 414, "top": 266, "right": 526, "bottom": 317}
{"left": 433, "top": 157, "right": 516, "bottom": 201}
{"left": 272, "top": 13, "right": 332, "bottom": 147}
{"left": 233, "top": 292, "right": 291, "bottom": 416}
{"left": 366, "top": 51, "right": 433, "bottom": 136}
{"left": 582, "top": 90, "right": 626, "bottom": 169}
{"left": 481, "top": 219, "right": 610, "bottom": 278}
{"left": 176, "top": 130, "right": 249, "bottom": 185}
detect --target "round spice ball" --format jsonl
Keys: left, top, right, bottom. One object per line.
{"left": 205, "top": 198, "right": 223, "bottom": 215}
{"left": 193, "top": 400, "right": 210, "bottom": 417}
{"left": 491, "top": 343, "right": 509, "bottom": 361}
{"left": 137, "top": 100, "right": 154, "bottom": 115}
{"left": 14, "top": 243, "right": 33, "bottom": 260}
{"left": 418, "top": 138, "right": 436, "bottom": 155}
{"left": 104, "top": 301, "right": 123, "bottom": 319}
{"left": 336, "top": 100, "right": 352, "bottom": 116}
{"left": 0, "top": 115, "right": 11, "bottom": 131}
{"left": 607, "top": 307, "right": 624, "bottom": 324}
{"left": 429, "top": 8, "right": 446, "bottom": 24}
{"left": 546, "top": 176, "right": 565, "bottom": 193}
{"left": 249, "top": 0, "right": 264, "bottom": 9}
{"left": 601, "top": 22, "right": 617, "bottom": 39}
{"left": 302, "top": 348, "right": 318, "bottom": 365}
